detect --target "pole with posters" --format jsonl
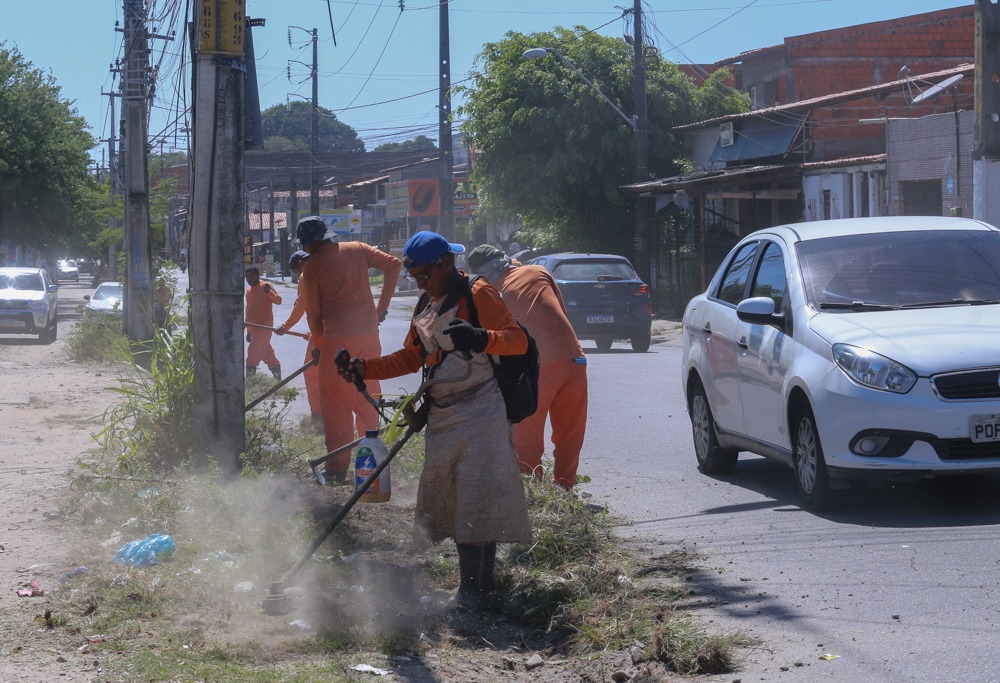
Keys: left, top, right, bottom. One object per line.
{"left": 189, "top": 0, "right": 247, "bottom": 471}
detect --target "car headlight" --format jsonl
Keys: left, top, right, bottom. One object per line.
{"left": 832, "top": 343, "right": 916, "bottom": 394}
{"left": 29, "top": 299, "right": 46, "bottom": 311}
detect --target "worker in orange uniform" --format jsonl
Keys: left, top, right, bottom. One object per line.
{"left": 244, "top": 265, "right": 283, "bottom": 379}
{"left": 335, "top": 231, "right": 532, "bottom": 612}
{"left": 275, "top": 250, "right": 322, "bottom": 427}
{"left": 295, "top": 217, "right": 402, "bottom": 484}
{"left": 467, "top": 245, "right": 587, "bottom": 490}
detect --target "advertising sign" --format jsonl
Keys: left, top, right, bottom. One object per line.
{"left": 408, "top": 180, "right": 440, "bottom": 217}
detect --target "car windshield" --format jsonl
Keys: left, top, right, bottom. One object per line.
{"left": 798, "top": 229, "right": 1000, "bottom": 309}
{"left": 93, "top": 284, "right": 123, "bottom": 301}
{"left": 552, "top": 260, "right": 637, "bottom": 281}
{"left": 0, "top": 273, "right": 44, "bottom": 291}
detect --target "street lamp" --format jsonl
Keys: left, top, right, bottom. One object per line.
{"left": 522, "top": 47, "right": 637, "bottom": 132}
{"left": 523, "top": 46, "right": 649, "bottom": 279}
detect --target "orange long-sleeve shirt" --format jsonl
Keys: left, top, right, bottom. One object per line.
{"left": 245, "top": 281, "right": 282, "bottom": 326}
{"left": 279, "top": 272, "right": 307, "bottom": 332}
{"left": 299, "top": 240, "right": 402, "bottom": 347}
{"left": 493, "top": 264, "right": 583, "bottom": 366}
{"left": 365, "top": 274, "right": 527, "bottom": 381}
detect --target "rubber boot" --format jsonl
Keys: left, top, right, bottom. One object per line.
{"left": 271, "top": 364, "right": 282, "bottom": 380}
{"left": 455, "top": 543, "right": 484, "bottom": 612}
{"left": 481, "top": 542, "right": 497, "bottom": 594}
{"left": 245, "top": 365, "right": 256, "bottom": 377}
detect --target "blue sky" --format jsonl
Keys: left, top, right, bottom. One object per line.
{"left": 0, "top": 0, "right": 973, "bottom": 159}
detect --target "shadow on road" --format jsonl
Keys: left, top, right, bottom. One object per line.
{"left": 704, "top": 456, "right": 1000, "bottom": 528}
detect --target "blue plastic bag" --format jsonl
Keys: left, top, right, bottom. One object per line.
{"left": 114, "top": 534, "right": 176, "bottom": 566}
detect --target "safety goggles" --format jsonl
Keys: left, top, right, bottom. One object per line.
{"left": 402, "top": 258, "right": 442, "bottom": 283}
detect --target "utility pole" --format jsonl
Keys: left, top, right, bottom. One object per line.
{"left": 101, "top": 83, "right": 122, "bottom": 282}
{"left": 310, "top": 28, "right": 320, "bottom": 215}
{"left": 121, "top": 0, "right": 154, "bottom": 344}
{"left": 632, "top": 0, "right": 652, "bottom": 289}
{"left": 974, "top": 0, "right": 1000, "bottom": 224}
{"left": 190, "top": 0, "right": 247, "bottom": 471}
{"left": 290, "top": 174, "right": 299, "bottom": 283}
{"left": 438, "top": 1, "right": 454, "bottom": 240}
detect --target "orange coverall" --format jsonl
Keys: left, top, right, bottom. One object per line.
{"left": 300, "top": 241, "right": 401, "bottom": 473}
{"left": 245, "top": 281, "right": 282, "bottom": 371}
{"left": 278, "top": 272, "right": 322, "bottom": 419}
{"left": 492, "top": 264, "right": 587, "bottom": 489}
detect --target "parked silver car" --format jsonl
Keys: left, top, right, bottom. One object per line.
{"left": 84, "top": 281, "right": 124, "bottom": 315}
{"left": 0, "top": 267, "right": 59, "bottom": 343}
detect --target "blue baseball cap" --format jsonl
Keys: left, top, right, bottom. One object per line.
{"left": 402, "top": 231, "right": 465, "bottom": 268}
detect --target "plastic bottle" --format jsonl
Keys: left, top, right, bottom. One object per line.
{"left": 354, "top": 430, "right": 391, "bottom": 503}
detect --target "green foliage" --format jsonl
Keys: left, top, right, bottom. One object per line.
{"left": 98, "top": 327, "right": 197, "bottom": 471}
{"left": 65, "top": 313, "right": 129, "bottom": 363}
{"left": 373, "top": 135, "right": 438, "bottom": 153}
{"left": 0, "top": 44, "right": 104, "bottom": 254}
{"left": 241, "top": 374, "right": 315, "bottom": 473}
{"left": 457, "top": 28, "right": 749, "bottom": 255}
{"left": 258, "top": 101, "right": 365, "bottom": 153}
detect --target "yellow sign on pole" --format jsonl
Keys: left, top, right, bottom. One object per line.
{"left": 199, "top": 0, "right": 246, "bottom": 56}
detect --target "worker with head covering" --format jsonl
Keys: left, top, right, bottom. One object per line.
{"left": 336, "top": 231, "right": 532, "bottom": 612}
{"left": 466, "top": 245, "right": 588, "bottom": 490}
{"left": 296, "top": 217, "right": 402, "bottom": 484}
{"left": 275, "top": 250, "right": 322, "bottom": 427}
{"left": 244, "top": 265, "right": 283, "bottom": 379}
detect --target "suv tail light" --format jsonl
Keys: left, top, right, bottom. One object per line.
{"left": 633, "top": 284, "right": 649, "bottom": 297}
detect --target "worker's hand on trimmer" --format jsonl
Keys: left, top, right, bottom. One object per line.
{"left": 443, "top": 318, "right": 488, "bottom": 353}
{"left": 377, "top": 307, "right": 388, "bottom": 324}
{"left": 275, "top": 326, "right": 285, "bottom": 336}
{"left": 263, "top": 283, "right": 271, "bottom": 293}
{"left": 246, "top": 332, "right": 252, "bottom": 343}
{"left": 337, "top": 358, "right": 366, "bottom": 385}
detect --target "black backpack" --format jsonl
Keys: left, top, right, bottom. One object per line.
{"left": 414, "top": 274, "right": 540, "bottom": 423}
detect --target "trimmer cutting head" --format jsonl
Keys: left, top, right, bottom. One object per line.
{"left": 262, "top": 581, "right": 294, "bottom": 616}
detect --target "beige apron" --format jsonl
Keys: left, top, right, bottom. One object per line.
{"left": 411, "top": 301, "right": 533, "bottom": 548}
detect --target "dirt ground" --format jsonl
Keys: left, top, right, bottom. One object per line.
{"left": 0, "top": 308, "right": 693, "bottom": 683}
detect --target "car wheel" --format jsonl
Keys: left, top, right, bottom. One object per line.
{"left": 42, "top": 314, "right": 57, "bottom": 344}
{"left": 630, "top": 329, "right": 651, "bottom": 352}
{"left": 595, "top": 337, "right": 613, "bottom": 351}
{"left": 690, "top": 381, "right": 738, "bottom": 475}
{"left": 792, "top": 405, "right": 832, "bottom": 511}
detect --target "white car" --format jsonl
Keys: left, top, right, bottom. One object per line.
{"left": 0, "top": 267, "right": 59, "bottom": 343}
{"left": 681, "top": 216, "right": 1000, "bottom": 510}
{"left": 84, "top": 282, "right": 124, "bottom": 315}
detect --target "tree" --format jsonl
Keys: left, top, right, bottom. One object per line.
{"left": 258, "top": 100, "right": 364, "bottom": 153}
{"left": 0, "top": 45, "right": 104, "bottom": 256}
{"left": 457, "top": 28, "right": 748, "bottom": 255}
{"left": 373, "top": 135, "right": 438, "bottom": 153}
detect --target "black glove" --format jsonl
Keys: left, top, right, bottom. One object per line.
{"left": 246, "top": 332, "right": 252, "bottom": 343}
{"left": 263, "top": 283, "right": 271, "bottom": 294}
{"left": 443, "top": 318, "right": 488, "bottom": 353}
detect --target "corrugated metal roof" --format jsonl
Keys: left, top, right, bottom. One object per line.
{"left": 709, "top": 114, "right": 805, "bottom": 164}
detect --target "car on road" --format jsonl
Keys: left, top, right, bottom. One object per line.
{"left": 525, "top": 252, "right": 652, "bottom": 352}
{"left": 57, "top": 259, "right": 79, "bottom": 282}
{"left": 0, "top": 267, "right": 59, "bottom": 343}
{"left": 681, "top": 216, "right": 1000, "bottom": 510}
{"left": 84, "top": 281, "right": 124, "bottom": 315}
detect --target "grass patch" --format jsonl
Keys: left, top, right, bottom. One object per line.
{"left": 65, "top": 313, "right": 129, "bottom": 363}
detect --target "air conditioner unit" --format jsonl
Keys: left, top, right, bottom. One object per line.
{"left": 720, "top": 122, "right": 734, "bottom": 147}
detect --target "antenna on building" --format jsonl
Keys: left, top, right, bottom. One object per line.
{"left": 911, "top": 73, "right": 965, "bottom": 104}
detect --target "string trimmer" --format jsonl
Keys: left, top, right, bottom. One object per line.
{"left": 244, "top": 321, "right": 310, "bottom": 339}
{"left": 245, "top": 348, "right": 319, "bottom": 412}
{"left": 262, "top": 350, "right": 470, "bottom": 616}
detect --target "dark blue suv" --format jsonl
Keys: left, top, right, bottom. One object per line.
{"left": 525, "top": 253, "right": 652, "bottom": 352}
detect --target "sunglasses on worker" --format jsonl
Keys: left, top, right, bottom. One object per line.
{"left": 403, "top": 258, "right": 442, "bottom": 283}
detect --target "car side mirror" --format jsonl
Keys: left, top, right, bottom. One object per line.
{"left": 83, "top": 294, "right": 90, "bottom": 301}
{"left": 737, "top": 296, "right": 786, "bottom": 330}
{"left": 48, "top": 284, "right": 58, "bottom": 292}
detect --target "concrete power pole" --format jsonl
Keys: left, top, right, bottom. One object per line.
{"left": 102, "top": 84, "right": 122, "bottom": 282}
{"left": 190, "top": 0, "right": 247, "bottom": 471}
{"left": 438, "top": 0, "right": 454, "bottom": 240}
{"left": 974, "top": 0, "right": 1000, "bottom": 224}
{"left": 632, "top": 0, "right": 652, "bottom": 288}
{"left": 122, "top": 0, "right": 155, "bottom": 343}
{"left": 310, "top": 28, "right": 320, "bottom": 216}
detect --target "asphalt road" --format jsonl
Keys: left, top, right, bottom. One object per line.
{"left": 255, "top": 277, "right": 1000, "bottom": 682}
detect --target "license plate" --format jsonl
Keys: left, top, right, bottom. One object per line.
{"left": 0, "top": 318, "right": 26, "bottom": 328}
{"left": 970, "top": 415, "right": 1000, "bottom": 443}
{"left": 587, "top": 314, "right": 614, "bottom": 324}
